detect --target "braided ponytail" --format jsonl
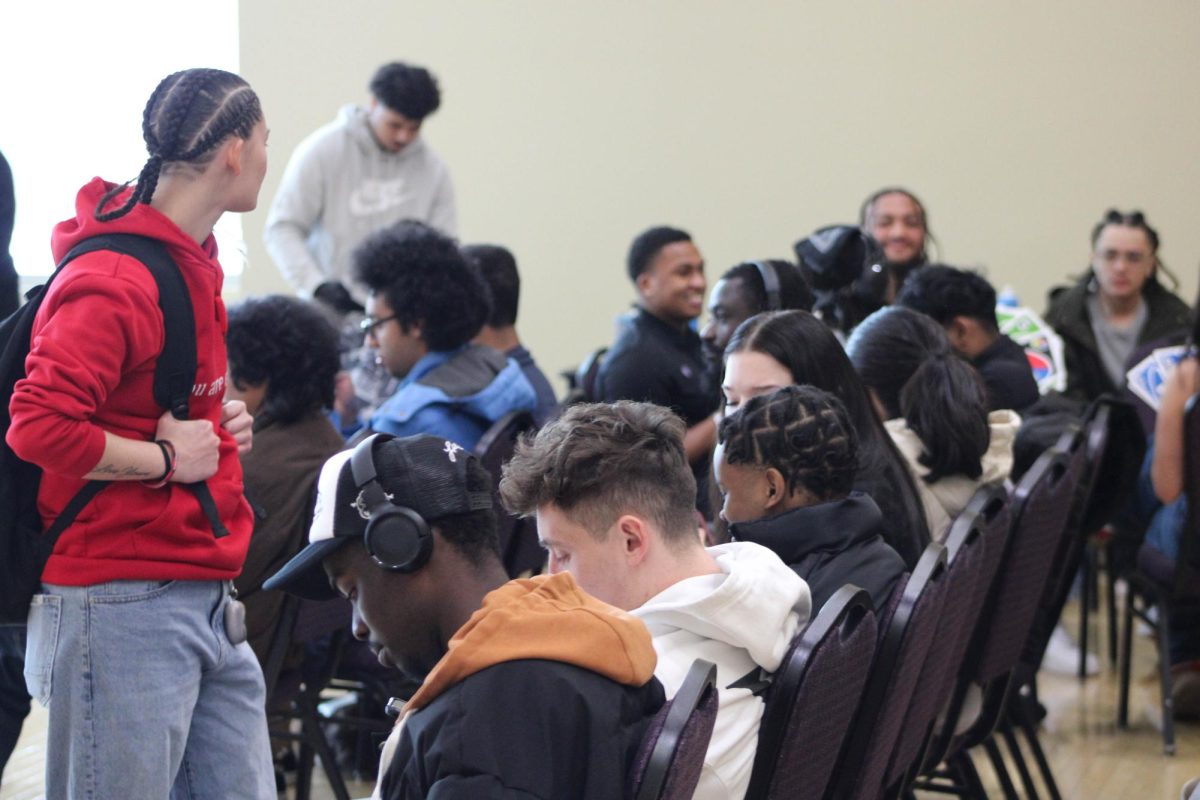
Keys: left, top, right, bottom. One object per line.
{"left": 95, "top": 68, "right": 262, "bottom": 221}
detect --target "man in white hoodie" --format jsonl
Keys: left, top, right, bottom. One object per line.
{"left": 264, "top": 61, "right": 457, "bottom": 308}
{"left": 500, "top": 401, "right": 811, "bottom": 800}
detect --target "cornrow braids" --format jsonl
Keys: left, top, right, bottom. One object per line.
{"left": 96, "top": 68, "right": 262, "bottom": 221}
{"left": 719, "top": 385, "right": 859, "bottom": 502}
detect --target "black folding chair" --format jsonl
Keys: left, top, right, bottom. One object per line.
{"left": 628, "top": 658, "right": 719, "bottom": 800}
{"left": 745, "top": 585, "right": 877, "bottom": 800}
{"left": 472, "top": 410, "right": 542, "bottom": 576}
{"left": 829, "top": 542, "right": 949, "bottom": 800}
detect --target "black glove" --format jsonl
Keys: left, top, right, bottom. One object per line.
{"left": 313, "top": 281, "right": 365, "bottom": 315}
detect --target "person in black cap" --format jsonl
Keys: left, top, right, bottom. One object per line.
{"left": 264, "top": 433, "right": 663, "bottom": 799}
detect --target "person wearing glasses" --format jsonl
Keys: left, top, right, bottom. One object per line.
{"left": 349, "top": 220, "right": 536, "bottom": 449}
{"left": 1045, "top": 209, "right": 1190, "bottom": 403}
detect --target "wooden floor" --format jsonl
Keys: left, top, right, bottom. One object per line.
{"left": 1, "top": 598, "right": 1197, "bottom": 799}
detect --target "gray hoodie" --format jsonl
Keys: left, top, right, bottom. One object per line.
{"left": 264, "top": 105, "right": 456, "bottom": 301}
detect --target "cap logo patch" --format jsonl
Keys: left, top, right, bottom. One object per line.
{"left": 444, "top": 441, "right": 463, "bottom": 462}
{"left": 352, "top": 488, "right": 394, "bottom": 519}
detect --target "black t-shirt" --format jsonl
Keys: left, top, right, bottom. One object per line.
{"left": 972, "top": 334, "right": 1040, "bottom": 413}
{"left": 597, "top": 308, "right": 721, "bottom": 514}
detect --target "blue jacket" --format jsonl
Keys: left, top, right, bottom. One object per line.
{"left": 369, "top": 344, "right": 537, "bottom": 450}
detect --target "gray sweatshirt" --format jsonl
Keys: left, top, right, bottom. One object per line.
{"left": 264, "top": 105, "right": 457, "bottom": 301}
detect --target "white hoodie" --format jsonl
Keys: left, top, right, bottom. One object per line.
{"left": 886, "top": 409, "right": 1020, "bottom": 541}
{"left": 264, "top": 105, "right": 456, "bottom": 302}
{"left": 633, "top": 542, "right": 811, "bottom": 800}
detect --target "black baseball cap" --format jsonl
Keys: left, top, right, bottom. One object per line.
{"left": 263, "top": 434, "right": 494, "bottom": 600}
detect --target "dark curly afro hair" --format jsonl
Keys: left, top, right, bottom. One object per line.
{"left": 226, "top": 295, "right": 340, "bottom": 424}
{"left": 354, "top": 220, "right": 490, "bottom": 351}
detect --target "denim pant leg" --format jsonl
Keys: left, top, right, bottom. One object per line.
{"left": 0, "top": 624, "right": 30, "bottom": 781}
{"left": 172, "top": 592, "right": 274, "bottom": 800}
{"left": 25, "top": 580, "right": 273, "bottom": 800}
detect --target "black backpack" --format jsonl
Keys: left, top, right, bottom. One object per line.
{"left": 0, "top": 233, "right": 227, "bottom": 624}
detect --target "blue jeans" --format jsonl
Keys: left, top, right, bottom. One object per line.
{"left": 24, "top": 579, "right": 274, "bottom": 799}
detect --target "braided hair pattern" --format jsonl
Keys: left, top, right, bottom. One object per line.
{"left": 719, "top": 384, "right": 859, "bottom": 503}
{"left": 96, "top": 68, "right": 262, "bottom": 221}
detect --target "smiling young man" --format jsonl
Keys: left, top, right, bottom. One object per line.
{"left": 597, "top": 226, "right": 722, "bottom": 515}
{"left": 264, "top": 434, "right": 664, "bottom": 799}
{"left": 500, "top": 401, "right": 810, "bottom": 800}
{"left": 351, "top": 220, "right": 536, "bottom": 449}
{"left": 264, "top": 61, "right": 456, "bottom": 307}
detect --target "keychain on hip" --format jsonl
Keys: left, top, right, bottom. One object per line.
{"left": 224, "top": 584, "right": 248, "bottom": 646}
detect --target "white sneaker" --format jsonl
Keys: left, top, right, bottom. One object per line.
{"left": 1042, "top": 624, "right": 1100, "bottom": 675}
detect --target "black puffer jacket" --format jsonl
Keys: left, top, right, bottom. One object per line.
{"left": 383, "top": 660, "right": 664, "bottom": 800}
{"left": 728, "top": 492, "right": 906, "bottom": 613}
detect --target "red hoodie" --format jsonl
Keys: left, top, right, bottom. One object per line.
{"left": 7, "top": 178, "right": 253, "bottom": 585}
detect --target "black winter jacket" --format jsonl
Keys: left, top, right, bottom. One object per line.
{"left": 382, "top": 659, "right": 665, "bottom": 799}
{"left": 1045, "top": 276, "right": 1190, "bottom": 403}
{"left": 728, "top": 492, "right": 906, "bottom": 613}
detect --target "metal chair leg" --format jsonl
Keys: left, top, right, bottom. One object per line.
{"left": 983, "top": 737, "right": 1021, "bottom": 800}
{"left": 1000, "top": 721, "right": 1040, "bottom": 800}
{"left": 1105, "top": 546, "right": 1118, "bottom": 667}
{"left": 1079, "top": 549, "right": 1093, "bottom": 680}
{"left": 1011, "top": 695, "right": 1063, "bottom": 800}
{"left": 950, "top": 751, "right": 988, "bottom": 800}
{"left": 1118, "top": 582, "right": 1135, "bottom": 727}
{"left": 1156, "top": 599, "right": 1177, "bottom": 756}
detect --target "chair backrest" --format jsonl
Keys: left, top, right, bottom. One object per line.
{"left": 930, "top": 444, "right": 1075, "bottom": 758}
{"left": 1178, "top": 395, "right": 1200, "bottom": 598}
{"left": 917, "top": 485, "right": 1011, "bottom": 774}
{"left": 831, "top": 542, "right": 949, "bottom": 800}
{"left": 630, "top": 658, "right": 719, "bottom": 800}
{"left": 571, "top": 346, "right": 608, "bottom": 405}
{"left": 745, "top": 586, "right": 876, "bottom": 800}
{"left": 883, "top": 487, "right": 1000, "bottom": 792}
{"left": 472, "top": 410, "right": 541, "bottom": 577}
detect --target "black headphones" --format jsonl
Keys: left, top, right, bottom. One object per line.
{"left": 750, "top": 261, "right": 782, "bottom": 311}
{"left": 349, "top": 434, "right": 434, "bottom": 574}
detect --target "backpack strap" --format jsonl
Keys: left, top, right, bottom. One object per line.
{"left": 57, "top": 235, "right": 229, "bottom": 539}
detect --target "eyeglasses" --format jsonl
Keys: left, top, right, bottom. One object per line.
{"left": 360, "top": 314, "right": 398, "bottom": 335}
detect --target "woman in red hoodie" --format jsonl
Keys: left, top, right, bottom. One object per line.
{"left": 8, "top": 68, "right": 273, "bottom": 798}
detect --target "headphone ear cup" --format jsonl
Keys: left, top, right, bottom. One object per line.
{"left": 365, "top": 506, "right": 433, "bottom": 573}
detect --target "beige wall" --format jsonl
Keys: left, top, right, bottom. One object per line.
{"left": 239, "top": 1, "right": 1200, "bottom": 390}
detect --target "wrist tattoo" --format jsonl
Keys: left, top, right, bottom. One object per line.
{"left": 91, "top": 463, "right": 155, "bottom": 478}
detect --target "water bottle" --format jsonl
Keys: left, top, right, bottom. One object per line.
{"left": 997, "top": 286, "right": 1020, "bottom": 308}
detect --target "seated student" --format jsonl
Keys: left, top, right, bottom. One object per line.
{"left": 895, "top": 264, "right": 1040, "bottom": 412}
{"left": 597, "top": 226, "right": 721, "bottom": 516}
{"left": 700, "top": 259, "right": 814, "bottom": 366}
{"left": 463, "top": 243, "right": 559, "bottom": 425}
{"left": 225, "top": 295, "right": 346, "bottom": 667}
{"left": 847, "top": 306, "right": 1017, "bottom": 541}
{"left": 1143, "top": 297, "right": 1200, "bottom": 717}
{"left": 264, "top": 434, "right": 663, "bottom": 798}
{"left": 715, "top": 385, "right": 906, "bottom": 613}
{"left": 354, "top": 220, "right": 536, "bottom": 449}
{"left": 500, "top": 401, "right": 810, "bottom": 800}
{"left": 860, "top": 186, "right": 933, "bottom": 299}
{"left": 723, "top": 310, "right": 931, "bottom": 567}
{"left": 1045, "top": 209, "right": 1190, "bottom": 403}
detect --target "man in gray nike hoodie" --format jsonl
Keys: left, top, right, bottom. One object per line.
{"left": 265, "top": 61, "right": 457, "bottom": 307}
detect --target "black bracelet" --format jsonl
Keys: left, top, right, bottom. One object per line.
{"left": 153, "top": 440, "right": 172, "bottom": 482}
